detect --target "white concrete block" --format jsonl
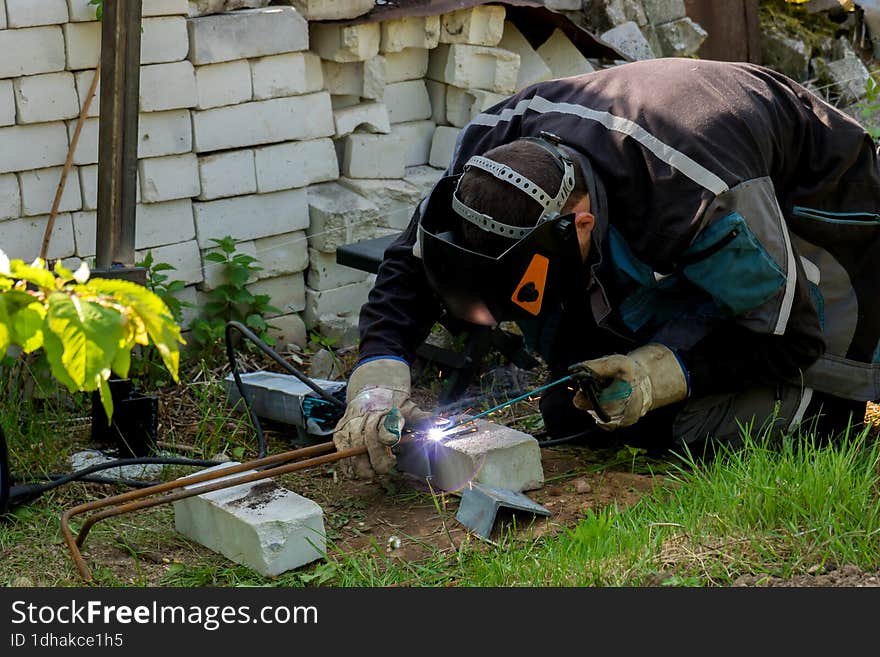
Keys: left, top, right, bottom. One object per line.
{"left": 197, "top": 149, "right": 256, "bottom": 201}
{"left": 0, "top": 80, "right": 15, "bottom": 127}
{"left": 498, "top": 22, "right": 553, "bottom": 92}
{"left": 142, "top": 16, "right": 190, "bottom": 64}
{"left": 287, "top": 0, "right": 373, "bottom": 20}
{"left": 446, "top": 86, "right": 505, "bottom": 128}
{"left": 71, "top": 209, "right": 95, "bottom": 255}
{"left": 404, "top": 165, "right": 445, "bottom": 197}
{"left": 63, "top": 21, "right": 100, "bottom": 70}
{"left": 187, "top": 0, "right": 271, "bottom": 17}
{"left": 200, "top": 239, "right": 257, "bottom": 290}
{"left": 397, "top": 419, "right": 543, "bottom": 492}
{"left": 427, "top": 44, "right": 520, "bottom": 94}
{"left": 14, "top": 72, "right": 79, "bottom": 124}
{"left": 73, "top": 69, "right": 100, "bottom": 118}
{"left": 193, "top": 188, "right": 308, "bottom": 246}
{"left": 306, "top": 181, "right": 379, "bottom": 253}
{"left": 363, "top": 48, "right": 429, "bottom": 96}
{"left": 194, "top": 60, "right": 252, "bottom": 110}
{"left": 440, "top": 5, "right": 505, "bottom": 46}
{"left": 78, "top": 165, "right": 141, "bottom": 210}
{"left": 338, "top": 176, "right": 421, "bottom": 230}
{"left": 139, "top": 153, "right": 200, "bottom": 203}
{"left": 333, "top": 102, "right": 390, "bottom": 138}
{"left": 173, "top": 462, "right": 325, "bottom": 577}
{"left": 18, "top": 166, "right": 81, "bottom": 216}
{"left": 0, "top": 0, "right": 5, "bottom": 28}
{"left": 267, "top": 312, "right": 307, "bottom": 348}
{"left": 136, "top": 239, "right": 203, "bottom": 285}
{"left": 66, "top": 0, "right": 96, "bottom": 22}
{"left": 254, "top": 138, "right": 338, "bottom": 193}
{"left": 0, "top": 26, "right": 66, "bottom": 78}
{"left": 249, "top": 273, "right": 306, "bottom": 315}
{"left": 331, "top": 94, "right": 361, "bottom": 110}
{"left": 425, "top": 79, "right": 447, "bottom": 125}
{"left": 600, "top": 21, "right": 655, "bottom": 61}
{"left": 187, "top": 7, "right": 307, "bottom": 65}
{"left": 174, "top": 283, "right": 202, "bottom": 329}
{"left": 0, "top": 213, "right": 74, "bottom": 260}
{"left": 6, "top": 0, "right": 68, "bottom": 27}
{"left": 140, "top": 61, "right": 198, "bottom": 112}
{"left": 143, "top": 0, "right": 190, "bottom": 16}
{"left": 305, "top": 247, "right": 369, "bottom": 291}
{"left": 310, "top": 21, "right": 380, "bottom": 63}
{"left": 254, "top": 230, "right": 309, "bottom": 278}
{"left": 537, "top": 28, "right": 595, "bottom": 79}
{"left": 544, "top": 0, "right": 582, "bottom": 8}
{"left": 380, "top": 15, "right": 440, "bottom": 53}
{"left": 306, "top": 312, "right": 358, "bottom": 343}
{"left": 304, "top": 279, "right": 373, "bottom": 326}
{"left": 321, "top": 60, "right": 364, "bottom": 97}
{"left": 429, "top": 125, "right": 461, "bottom": 169}
{"left": 0, "top": 122, "right": 69, "bottom": 174}
{"left": 390, "top": 119, "right": 436, "bottom": 167}
{"left": 139, "top": 109, "right": 193, "bottom": 158}
{"left": 67, "top": 117, "right": 98, "bottom": 165}
{"left": 0, "top": 174, "right": 22, "bottom": 220}
{"left": 136, "top": 199, "right": 196, "bottom": 249}
{"left": 251, "top": 52, "right": 323, "bottom": 101}
{"left": 384, "top": 80, "right": 432, "bottom": 124}
{"left": 341, "top": 132, "right": 408, "bottom": 179}
{"left": 192, "top": 92, "right": 334, "bottom": 153}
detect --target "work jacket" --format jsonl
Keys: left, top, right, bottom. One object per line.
{"left": 358, "top": 58, "right": 880, "bottom": 406}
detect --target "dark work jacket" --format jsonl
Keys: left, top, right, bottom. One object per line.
{"left": 359, "top": 58, "right": 880, "bottom": 403}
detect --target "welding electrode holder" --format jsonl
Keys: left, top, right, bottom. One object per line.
{"left": 569, "top": 366, "right": 614, "bottom": 424}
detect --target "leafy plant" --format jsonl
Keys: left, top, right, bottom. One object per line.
{"left": 138, "top": 251, "right": 190, "bottom": 324}
{"left": 0, "top": 251, "right": 184, "bottom": 420}
{"left": 88, "top": 0, "right": 103, "bottom": 20}
{"left": 855, "top": 76, "right": 880, "bottom": 141}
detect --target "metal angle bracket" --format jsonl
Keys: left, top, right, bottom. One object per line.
{"left": 455, "top": 482, "right": 550, "bottom": 539}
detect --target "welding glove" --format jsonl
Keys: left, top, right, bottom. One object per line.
{"left": 569, "top": 343, "right": 689, "bottom": 430}
{"left": 333, "top": 358, "right": 431, "bottom": 480}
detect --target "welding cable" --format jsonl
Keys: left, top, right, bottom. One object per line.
{"left": 534, "top": 427, "right": 601, "bottom": 447}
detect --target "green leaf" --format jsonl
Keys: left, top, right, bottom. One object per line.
{"left": 245, "top": 314, "right": 267, "bottom": 331}
{"left": 0, "top": 296, "right": 11, "bottom": 355}
{"left": 98, "top": 375, "right": 114, "bottom": 424}
{"left": 228, "top": 267, "right": 250, "bottom": 287}
{"left": 11, "top": 300, "right": 46, "bottom": 353}
{"left": 9, "top": 259, "right": 56, "bottom": 290}
{"left": 204, "top": 252, "right": 228, "bottom": 264}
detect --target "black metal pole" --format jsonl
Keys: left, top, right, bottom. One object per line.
{"left": 95, "top": 0, "right": 144, "bottom": 281}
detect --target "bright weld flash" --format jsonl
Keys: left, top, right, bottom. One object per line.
{"left": 427, "top": 427, "right": 447, "bottom": 441}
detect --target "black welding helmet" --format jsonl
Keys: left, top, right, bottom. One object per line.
{"left": 417, "top": 132, "right": 583, "bottom": 326}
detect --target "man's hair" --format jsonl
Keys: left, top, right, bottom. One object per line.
{"left": 456, "top": 140, "right": 587, "bottom": 256}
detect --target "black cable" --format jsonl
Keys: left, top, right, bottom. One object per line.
{"left": 535, "top": 427, "right": 600, "bottom": 447}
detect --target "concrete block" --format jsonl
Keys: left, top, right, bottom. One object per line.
{"left": 254, "top": 138, "right": 339, "bottom": 192}
{"left": 63, "top": 21, "right": 101, "bottom": 70}
{"left": 0, "top": 122, "right": 69, "bottom": 174}
{"left": 498, "top": 22, "right": 553, "bottom": 92}
{"left": 192, "top": 92, "right": 334, "bottom": 152}
{"left": 173, "top": 283, "right": 202, "bottom": 329}
{"left": 397, "top": 419, "right": 543, "bottom": 492}
{"left": 446, "top": 86, "right": 505, "bottom": 128}
{"left": 642, "top": 0, "right": 687, "bottom": 25}
{"left": 0, "top": 26, "right": 66, "bottom": 78}
{"left": 286, "top": 0, "right": 374, "bottom": 20}
{"left": 0, "top": 213, "right": 74, "bottom": 260}
{"left": 311, "top": 21, "right": 380, "bottom": 63}
{"left": 322, "top": 60, "right": 364, "bottom": 97}
{"left": 249, "top": 273, "right": 306, "bottom": 316}
{"left": 267, "top": 312, "right": 307, "bottom": 348}
{"left": 173, "top": 462, "right": 325, "bottom": 577}
{"left": 6, "top": 0, "right": 68, "bottom": 27}
{"left": 380, "top": 15, "right": 440, "bottom": 53}
{"left": 425, "top": 79, "right": 447, "bottom": 125}
{"left": 143, "top": 0, "right": 190, "bottom": 16}
{"left": 440, "top": 5, "right": 505, "bottom": 46}
{"left": 544, "top": 0, "right": 582, "bottom": 8}
{"left": 193, "top": 188, "right": 308, "bottom": 246}
{"left": 333, "top": 102, "right": 390, "bottom": 138}
{"left": 390, "top": 119, "right": 436, "bottom": 167}
{"left": 187, "top": 0, "right": 271, "bottom": 17}
{"left": 404, "top": 164, "right": 445, "bottom": 196}
{"left": 71, "top": 210, "right": 95, "bottom": 255}
{"left": 73, "top": 70, "right": 100, "bottom": 118}
{"left": 338, "top": 176, "right": 421, "bottom": 230}
{"left": 66, "top": 0, "right": 97, "bottom": 22}
{"left": 429, "top": 126, "right": 461, "bottom": 169}
{"left": 18, "top": 166, "right": 82, "bottom": 216}
{"left": 251, "top": 52, "right": 323, "bottom": 100}
{"left": 195, "top": 60, "right": 252, "bottom": 109}
{"left": 363, "top": 48, "right": 429, "bottom": 96}
{"left": 306, "top": 247, "right": 369, "bottom": 291}
{"left": 341, "top": 132, "right": 408, "bottom": 179}
{"left": 78, "top": 165, "right": 141, "bottom": 211}
{"left": 306, "top": 181, "right": 379, "bottom": 253}
{"left": 254, "top": 230, "right": 309, "bottom": 278}
{"left": 0, "top": 174, "right": 22, "bottom": 220}
{"left": 304, "top": 279, "right": 373, "bottom": 326}
{"left": 139, "top": 61, "right": 198, "bottom": 112}
{"left": 49, "top": 97, "right": 103, "bottom": 146}
{"left": 200, "top": 239, "right": 258, "bottom": 290}
{"left": 600, "top": 21, "right": 655, "bottom": 61}
{"left": 307, "top": 312, "right": 358, "bottom": 344}
{"left": 139, "top": 109, "right": 193, "bottom": 158}
{"left": 0, "top": 0, "right": 4, "bottom": 28}
{"left": 141, "top": 16, "right": 191, "bottom": 64}
{"left": 331, "top": 94, "right": 361, "bottom": 110}
{"left": 654, "top": 17, "right": 707, "bottom": 58}
{"left": 197, "top": 149, "right": 256, "bottom": 200}
{"left": 67, "top": 117, "right": 98, "bottom": 165}
{"left": 139, "top": 153, "right": 200, "bottom": 203}
{"left": 537, "top": 29, "right": 595, "bottom": 79}
{"left": 0, "top": 81, "right": 13, "bottom": 127}
{"left": 136, "top": 239, "right": 203, "bottom": 285}
{"left": 136, "top": 199, "right": 196, "bottom": 249}
{"left": 427, "top": 44, "right": 520, "bottom": 94}
{"left": 384, "top": 80, "right": 432, "bottom": 124}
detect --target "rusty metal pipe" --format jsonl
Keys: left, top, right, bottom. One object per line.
{"left": 61, "top": 443, "right": 366, "bottom": 582}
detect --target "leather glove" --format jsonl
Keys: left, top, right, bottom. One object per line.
{"left": 569, "top": 343, "right": 689, "bottom": 430}
{"left": 332, "top": 358, "right": 431, "bottom": 480}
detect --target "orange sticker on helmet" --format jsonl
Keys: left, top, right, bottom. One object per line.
{"left": 511, "top": 254, "right": 549, "bottom": 316}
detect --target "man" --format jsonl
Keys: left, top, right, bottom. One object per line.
{"left": 333, "top": 58, "right": 880, "bottom": 480}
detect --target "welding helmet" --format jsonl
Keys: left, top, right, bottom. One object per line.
{"left": 417, "top": 132, "right": 584, "bottom": 326}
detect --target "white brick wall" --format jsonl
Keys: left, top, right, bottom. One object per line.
{"left": 78, "top": 164, "right": 141, "bottom": 210}
{"left": 194, "top": 60, "right": 252, "bottom": 110}
{"left": 0, "top": 26, "right": 66, "bottom": 78}
{"left": 139, "top": 61, "right": 198, "bottom": 112}
{"left": 142, "top": 17, "right": 190, "bottom": 64}
{"left": 0, "top": 173, "right": 22, "bottom": 220}
{"left": 304, "top": 279, "right": 373, "bottom": 326}
{"left": 383, "top": 80, "right": 432, "bottom": 124}
{"left": 138, "top": 109, "right": 193, "bottom": 158}
{"left": 251, "top": 52, "right": 323, "bottom": 101}
{"left": 13, "top": 72, "right": 80, "bottom": 124}
{"left": 139, "top": 153, "right": 200, "bottom": 203}
{"left": 18, "top": 166, "right": 82, "bottom": 216}
{"left": 306, "top": 247, "right": 369, "bottom": 291}
{"left": 136, "top": 239, "right": 202, "bottom": 285}
{"left": 197, "top": 149, "right": 256, "bottom": 201}
{"left": 6, "top": 0, "right": 69, "bottom": 28}
{"left": 0, "top": 122, "right": 69, "bottom": 174}
{"left": 63, "top": 21, "right": 100, "bottom": 70}
{"left": 254, "top": 231, "right": 309, "bottom": 278}
{"left": 341, "top": 133, "right": 408, "bottom": 179}
{"left": 249, "top": 273, "right": 306, "bottom": 316}
{"left": 0, "top": 213, "right": 75, "bottom": 260}
{"left": 73, "top": 69, "right": 100, "bottom": 118}
{"left": 66, "top": 117, "right": 97, "bottom": 165}
{"left": 306, "top": 182, "right": 380, "bottom": 253}
{"left": 311, "top": 22, "right": 380, "bottom": 63}
{"left": 391, "top": 119, "right": 436, "bottom": 167}
{"left": 137, "top": 200, "right": 197, "bottom": 249}
{"left": 254, "top": 139, "right": 339, "bottom": 193}
{"left": 380, "top": 15, "right": 440, "bottom": 53}
{"left": 187, "top": 7, "right": 308, "bottom": 65}
{"left": 193, "top": 189, "right": 309, "bottom": 246}
{"left": 439, "top": 6, "right": 506, "bottom": 46}
{"left": 0, "top": 81, "right": 16, "bottom": 127}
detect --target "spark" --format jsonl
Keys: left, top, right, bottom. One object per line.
{"left": 427, "top": 427, "right": 447, "bottom": 442}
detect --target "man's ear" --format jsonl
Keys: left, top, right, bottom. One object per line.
{"left": 574, "top": 211, "right": 595, "bottom": 232}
